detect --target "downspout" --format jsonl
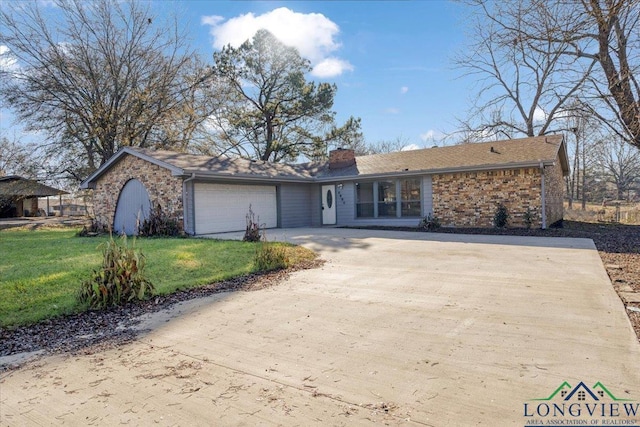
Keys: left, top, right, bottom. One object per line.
{"left": 540, "top": 162, "right": 547, "bottom": 230}
{"left": 182, "top": 173, "right": 196, "bottom": 235}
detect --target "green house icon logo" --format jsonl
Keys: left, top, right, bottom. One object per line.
{"left": 532, "top": 381, "right": 632, "bottom": 402}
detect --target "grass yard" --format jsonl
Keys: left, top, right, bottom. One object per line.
{"left": 0, "top": 228, "right": 315, "bottom": 328}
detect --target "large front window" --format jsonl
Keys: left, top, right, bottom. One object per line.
{"left": 377, "top": 181, "right": 396, "bottom": 217}
{"left": 401, "top": 179, "right": 421, "bottom": 217}
{"left": 356, "top": 182, "right": 374, "bottom": 218}
{"left": 355, "top": 179, "right": 422, "bottom": 218}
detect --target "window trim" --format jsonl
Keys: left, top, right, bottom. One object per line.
{"left": 354, "top": 178, "right": 423, "bottom": 219}
{"left": 400, "top": 178, "right": 422, "bottom": 217}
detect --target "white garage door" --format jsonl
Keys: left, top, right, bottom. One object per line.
{"left": 194, "top": 183, "right": 277, "bottom": 234}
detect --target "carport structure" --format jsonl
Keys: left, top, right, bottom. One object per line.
{"left": 0, "top": 175, "right": 67, "bottom": 217}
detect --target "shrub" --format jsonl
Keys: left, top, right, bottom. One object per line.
{"left": 523, "top": 207, "right": 533, "bottom": 229}
{"left": 243, "top": 205, "right": 264, "bottom": 242}
{"left": 139, "top": 203, "right": 181, "bottom": 237}
{"left": 493, "top": 203, "right": 509, "bottom": 228}
{"left": 419, "top": 214, "right": 441, "bottom": 231}
{"left": 77, "top": 235, "right": 155, "bottom": 309}
{"left": 254, "top": 242, "right": 288, "bottom": 271}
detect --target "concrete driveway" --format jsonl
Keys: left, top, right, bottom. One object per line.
{"left": 2, "top": 228, "right": 639, "bottom": 426}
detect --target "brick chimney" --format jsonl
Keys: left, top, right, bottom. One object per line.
{"left": 328, "top": 148, "right": 356, "bottom": 169}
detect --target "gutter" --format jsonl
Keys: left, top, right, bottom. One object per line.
{"left": 314, "top": 160, "right": 557, "bottom": 183}
{"left": 181, "top": 170, "right": 312, "bottom": 184}
{"left": 180, "top": 159, "right": 557, "bottom": 186}
{"left": 182, "top": 173, "right": 196, "bottom": 235}
{"left": 540, "top": 161, "right": 547, "bottom": 229}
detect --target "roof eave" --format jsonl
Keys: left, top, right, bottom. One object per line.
{"left": 80, "top": 147, "right": 185, "bottom": 189}
{"left": 557, "top": 137, "right": 570, "bottom": 176}
{"left": 315, "top": 159, "right": 558, "bottom": 182}
{"left": 182, "top": 170, "right": 312, "bottom": 183}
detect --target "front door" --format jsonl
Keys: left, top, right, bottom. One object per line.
{"left": 322, "top": 185, "right": 337, "bottom": 225}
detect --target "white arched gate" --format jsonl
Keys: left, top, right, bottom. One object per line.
{"left": 113, "top": 179, "right": 151, "bottom": 235}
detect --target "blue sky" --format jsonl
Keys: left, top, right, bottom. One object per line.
{"left": 1, "top": 0, "right": 471, "bottom": 149}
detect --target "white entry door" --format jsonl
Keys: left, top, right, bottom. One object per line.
{"left": 321, "top": 185, "right": 337, "bottom": 225}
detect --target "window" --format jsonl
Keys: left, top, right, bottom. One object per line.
{"left": 356, "top": 182, "right": 374, "bottom": 218}
{"left": 400, "top": 179, "right": 421, "bottom": 217}
{"left": 356, "top": 178, "right": 423, "bottom": 219}
{"left": 377, "top": 181, "right": 396, "bottom": 217}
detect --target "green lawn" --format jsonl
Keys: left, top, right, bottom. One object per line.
{"left": 0, "top": 228, "right": 315, "bottom": 328}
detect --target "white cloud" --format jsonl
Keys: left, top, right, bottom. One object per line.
{"left": 0, "top": 45, "right": 18, "bottom": 72}
{"left": 401, "top": 144, "right": 421, "bottom": 151}
{"left": 400, "top": 86, "right": 409, "bottom": 94}
{"left": 201, "top": 15, "right": 224, "bottom": 26}
{"left": 312, "top": 57, "right": 353, "bottom": 78}
{"left": 533, "top": 106, "right": 547, "bottom": 122}
{"left": 385, "top": 107, "right": 400, "bottom": 115}
{"left": 419, "top": 129, "right": 444, "bottom": 142}
{"left": 202, "top": 7, "right": 353, "bottom": 77}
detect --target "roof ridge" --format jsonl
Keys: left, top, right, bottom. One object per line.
{"left": 354, "top": 134, "right": 563, "bottom": 160}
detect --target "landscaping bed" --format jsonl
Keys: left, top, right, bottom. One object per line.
{"left": 0, "top": 257, "right": 322, "bottom": 362}
{"left": 0, "top": 227, "right": 320, "bottom": 364}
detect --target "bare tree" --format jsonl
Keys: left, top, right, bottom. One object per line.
{"left": 596, "top": 137, "right": 640, "bottom": 200}
{"left": 0, "top": 136, "right": 40, "bottom": 178}
{"left": 456, "top": 1, "right": 596, "bottom": 140}
{"left": 357, "top": 137, "right": 415, "bottom": 155}
{"left": 0, "top": 0, "right": 211, "bottom": 180}
{"left": 464, "top": 0, "right": 640, "bottom": 149}
{"left": 544, "top": 0, "right": 640, "bottom": 149}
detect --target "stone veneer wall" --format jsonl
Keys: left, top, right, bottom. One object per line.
{"left": 544, "top": 161, "right": 564, "bottom": 226}
{"left": 92, "top": 154, "right": 184, "bottom": 230}
{"left": 432, "top": 167, "right": 545, "bottom": 228}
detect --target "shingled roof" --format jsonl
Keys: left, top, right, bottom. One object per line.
{"left": 0, "top": 176, "right": 68, "bottom": 197}
{"left": 129, "top": 148, "right": 316, "bottom": 180}
{"left": 316, "top": 135, "right": 568, "bottom": 179}
{"left": 81, "top": 147, "right": 317, "bottom": 188}
{"left": 82, "top": 135, "right": 568, "bottom": 188}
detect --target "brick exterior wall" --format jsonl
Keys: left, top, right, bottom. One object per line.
{"left": 432, "top": 167, "right": 547, "bottom": 228}
{"left": 92, "top": 154, "right": 184, "bottom": 230}
{"left": 90, "top": 152, "right": 565, "bottom": 231}
{"left": 544, "top": 162, "right": 564, "bottom": 226}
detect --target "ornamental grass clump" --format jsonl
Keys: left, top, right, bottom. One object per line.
{"left": 254, "top": 242, "right": 288, "bottom": 272}
{"left": 78, "top": 235, "right": 155, "bottom": 309}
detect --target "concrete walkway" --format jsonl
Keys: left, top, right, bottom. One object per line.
{"left": 1, "top": 229, "right": 639, "bottom": 425}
